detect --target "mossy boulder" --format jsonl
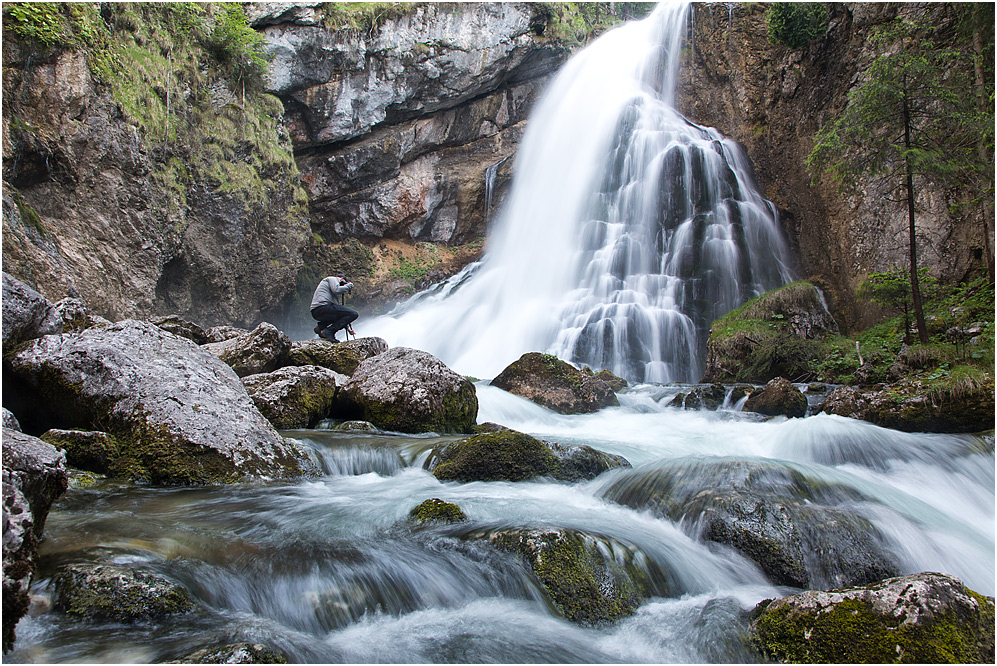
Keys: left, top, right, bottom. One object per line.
{"left": 331, "top": 420, "right": 379, "bottom": 432}
{"left": 820, "top": 376, "right": 995, "bottom": 433}
{"left": 40, "top": 429, "right": 118, "bottom": 474}
{"left": 491, "top": 352, "right": 619, "bottom": 414}
{"left": 202, "top": 322, "right": 292, "bottom": 378}
{"left": 743, "top": 377, "right": 808, "bottom": 418}
{"left": 285, "top": 337, "right": 388, "bottom": 376}
{"left": 175, "top": 643, "right": 288, "bottom": 664}
{"left": 4, "top": 320, "right": 315, "bottom": 485}
{"left": 592, "top": 368, "right": 628, "bottom": 391}
{"left": 428, "top": 429, "right": 629, "bottom": 483}
{"left": 337, "top": 347, "right": 477, "bottom": 434}
{"left": 671, "top": 383, "right": 729, "bottom": 410}
{"left": 242, "top": 365, "right": 339, "bottom": 429}
{"left": 750, "top": 572, "right": 996, "bottom": 663}
{"left": 53, "top": 563, "right": 193, "bottom": 622}
{"left": 2, "top": 429, "right": 68, "bottom": 653}
{"left": 480, "top": 528, "right": 658, "bottom": 625}
{"left": 602, "top": 459, "right": 900, "bottom": 589}
{"left": 702, "top": 281, "right": 838, "bottom": 384}
{"left": 408, "top": 498, "right": 468, "bottom": 525}
{"left": 2, "top": 271, "right": 61, "bottom": 346}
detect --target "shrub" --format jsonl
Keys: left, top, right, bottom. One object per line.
{"left": 767, "top": 3, "right": 830, "bottom": 49}
{"left": 205, "top": 4, "right": 270, "bottom": 88}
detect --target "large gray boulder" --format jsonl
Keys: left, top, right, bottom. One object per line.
{"left": 5, "top": 320, "right": 314, "bottom": 484}
{"left": 54, "top": 296, "right": 110, "bottom": 333}
{"left": 750, "top": 572, "right": 996, "bottom": 663}
{"left": 491, "top": 352, "right": 619, "bottom": 414}
{"left": 2, "top": 429, "right": 68, "bottom": 653}
{"left": 242, "top": 365, "right": 340, "bottom": 429}
{"left": 337, "top": 347, "right": 477, "bottom": 433}
{"left": 284, "top": 336, "right": 388, "bottom": 376}
{"left": 202, "top": 322, "right": 292, "bottom": 377}
{"left": 602, "top": 458, "right": 900, "bottom": 590}
{"left": 2, "top": 272, "right": 62, "bottom": 346}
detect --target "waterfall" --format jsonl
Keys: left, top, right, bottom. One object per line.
{"left": 362, "top": 2, "right": 793, "bottom": 383}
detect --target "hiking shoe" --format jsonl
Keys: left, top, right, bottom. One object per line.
{"left": 319, "top": 329, "right": 339, "bottom": 343}
{"left": 313, "top": 325, "right": 322, "bottom": 334}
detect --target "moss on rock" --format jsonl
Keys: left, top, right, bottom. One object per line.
{"left": 431, "top": 431, "right": 560, "bottom": 482}
{"left": 408, "top": 498, "right": 467, "bottom": 525}
{"left": 40, "top": 428, "right": 119, "bottom": 474}
{"left": 491, "top": 352, "right": 619, "bottom": 414}
{"left": 53, "top": 563, "right": 193, "bottom": 622}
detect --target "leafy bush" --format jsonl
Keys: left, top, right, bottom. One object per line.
{"left": 766, "top": 3, "right": 830, "bottom": 49}
{"left": 5, "top": 2, "right": 66, "bottom": 47}
{"left": 205, "top": 4, "right": 269, "bottom": 87}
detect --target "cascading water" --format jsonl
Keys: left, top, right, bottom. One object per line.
{"left": 363, "top": 3, "right": 793, "bottom": 382}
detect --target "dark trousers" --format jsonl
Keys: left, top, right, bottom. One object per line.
{"left": 311, "top": 303, "right": 358, "bottom": 334}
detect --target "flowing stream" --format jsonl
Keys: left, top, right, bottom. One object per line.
{"left": 8, "top": 5, "right": 993, "bottom": 664}
{"left": 362, "top": 3, "right": 792, "bottom": 383}
{"left": 9, "top": 386, "right": 995, "bottom": 663}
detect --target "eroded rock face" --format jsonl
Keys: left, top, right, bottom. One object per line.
{"left": 202, "top": 322, "right": 292, "bottom": 378}
{"left": 242, "top": 365, "right": 339, "bottom": 429}
{"left": 2, "top": 429, "right": 68, "bottom": 653}
{"left": 750, "top": 573, "right": 996, "bottom": 663}
{"left": 337, "top": 347, "right": 477, "bottom": 433}
{"left": 40, "top": 429, "right": 118, "bottom": 474}
{"left": 53, "top": 563, "right": 193, "bottom": 622}
{"left": 744, "top": 377, "right": 808, "bottom": 418}
{"left": 5, "top": 320, "right": 314, "bottom": 484}
{"left": 284, "top": 336, "right": 387, "bottom": 376}
{"left": 602, "top": 458, "right": 900, "bottom": 589}
{"left": 491, "top": 353, "right": 619, "bottom": 414}
{"left": 820, "top": 377, "right": 996, "bottom": 433}
{"left": 2, "top": 271, "right": 61, "bottom": 346}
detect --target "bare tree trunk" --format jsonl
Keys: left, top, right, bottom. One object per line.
{"left": 903, "top": 93, "right": 929, "bottom": 344}
{"left": 973, "top": 25, "right": 996, "bottom": 281}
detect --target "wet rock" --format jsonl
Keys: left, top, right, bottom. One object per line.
{"left": 672, "top": 383, "right": 729, "bottom": 410}
{"left": 242, "top": 365, "right": 339, "bottom": 429}
{"left": 53, "top": 563, "right": 193, "bottom": 621}
{"left": 202, "top": 322, "right": 292, "bottom": 378}
{"left": 5, "top": 320, "right": 314, "bottom": 484}
{"left": 2, "top": 430, "right": 68, "bottom": 652}
{"left": 337, "top": 347, "right": 477, "bottom": 434}
{"left": 591, "top": 368, "right": 628, "bottom": 391}
{"left": 427, "top": 429, "right": 629, "bottom": 483}
{"left": 54, "top": 297, "right": 110, "bottom": 333}
{"left": 820, "top": 377, "right": 995, "bottom": 434}
{"left": 175, "top": 642, "right": 289, "bottom": 664}
{"left": 285, "top": 336, "right": 388, "bottom": 376}
{"left": 150, "top": 315, "right": 210, "bottom": 345}
{"left": 409, "top": 498, "right": 467, "bottom": 525}
{"left": 491, "top": 352, "right": 619, "bottom": 414}
{"left": 743, "top": 377, "right": 807, "bottom": 418}
{"left": 204, "top": 325, "right": 246, "bottom": 343}
{"left": 40, "top": 429, "right": 118, "bottom": 474}
{"left": 750, "top": 572, "right": 996, "bottom": 663}
{"left": 2, "top": 272, "right": 62, "bottom": 346}
{"left": 3, "top": 409, "right": 20, "bottom": 431}
{"left": 330, "top": 420, "right": 379, "bottom": 432}
{"left": 602, "top": 458, "right": 900, "bottom": 589}
{"left": 480, "top": 528, "right": 658, "bottom": 626}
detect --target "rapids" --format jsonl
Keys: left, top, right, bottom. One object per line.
{"left": 8, "top": 384, "right": 994, "bottom": 663}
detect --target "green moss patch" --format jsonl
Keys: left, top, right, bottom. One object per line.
{"left": 408, "top": 498, "right": 467, "bottom": 525}
{"left": 432, "top": 431, "right": 560, "bottom": 483}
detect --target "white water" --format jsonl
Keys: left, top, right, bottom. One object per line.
{"left": 360, "top": 3, "right": 793, "bottom": 382}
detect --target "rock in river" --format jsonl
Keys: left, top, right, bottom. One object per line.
{"left": 491, "top": 352, "right": 618, "bottom": 414}
{"left": 4, "top": 320, "right": 315, "bottom": 484}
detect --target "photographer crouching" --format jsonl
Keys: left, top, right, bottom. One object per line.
{"left": 310, "top": 273, "right": 357, "bottom": 343}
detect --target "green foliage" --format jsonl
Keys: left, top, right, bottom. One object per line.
{"left": 531, "top": 2, "right": 656, "bottom": 46}
{"left": 5, "top": 2, "right": 66, "bottom": 47}
{"left": 766, "top": 3, "right": 830, "bottom": 49}
{"left": 206, "top": 4, "right": 270, "bottom": 87}
{"left": 858, "top": 267, "right": 937, "bottom": 343}
{"left": 322, "top": 2, "right": 415, "bottom": 37}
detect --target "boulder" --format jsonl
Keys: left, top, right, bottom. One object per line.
{"left": 750, "top": 572, "right": 996, "bottom": 663}
{"left": 53, "top": 563, "right": 193, "bottom": 621}
{"left": 491, "top": 352, "right": 619, "bottom": 414}
{"left": 204, "top": 325, "right": 246, "bottom": 343}
{"left": 54, "top": 297, "right": 110, "bottom": 333}
{"left": 285, "top": 336, "right": 388, "bottom": 376}
{"left": 40, "top": 429, "right": 118, "bottom": 474}
{"left": 602, "top": 459, "right": 900, "bottom": 589}
{"left": 202, "top": 322, "right": 291, "bottom": 377}
{"left": 428, "top": 429, "right": 629, "bottom": 483}
{"left": 242, "top": 365, "right": 339, "bottom": 429}
{"left": 5, "top": 320, "right": 314, "bottom": 484}
{"left": 820, "top": 377, "right": 996, "bottom": 433}
{"left": 480, "top": 528, "right": 658, "bottom": 625}
{"left": 150, "top": 315, "right": 210, "bottom": 345}
{"left": 672, "top": 383, "right": 729, "bottom": 410}
{"left": 175, "top": 643, "right": 289, "bottom": 664}
{"left": 2, "top": 429, "right": 68, "bottom": 652}
{"left": 3, "top": 408, "right": 20, "bottom": 431}
{"left": 592, "top": 368, "right": 628, "bottom": 391}
{"left": 743, "top": 377, "right": 808, "bottom": 418}
{"left": 408, "top": 498, "right": 468, "bottom": 525}
{"left": 330, "top": 420, "right": 379, "bottom": 432}
{"left": 2, "top": 271, "right": 62, "bottom": 346}
{"left": 337, "top": 347, "right": 477, "bottom": 433}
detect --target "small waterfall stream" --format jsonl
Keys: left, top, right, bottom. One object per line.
{"left": 363, "top": 3, "right": 792, "bottom": 383}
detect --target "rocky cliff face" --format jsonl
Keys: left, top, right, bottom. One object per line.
{"left": 679, "top": 2, "right": 990, "bottom": 330}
